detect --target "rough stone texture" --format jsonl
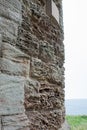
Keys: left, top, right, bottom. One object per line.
{"left": 0, "top": 0, "right": 29, "bottom": 129}
{"left": 0, "top": 0, "right": 66, "bottom": 130}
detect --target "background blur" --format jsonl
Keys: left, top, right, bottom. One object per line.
{"left": 63, "top": 0, "right": 87, "bottom": 99}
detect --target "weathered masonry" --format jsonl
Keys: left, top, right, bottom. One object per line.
{"left": 0, "top": 0, "right": 65, "bottom": 130}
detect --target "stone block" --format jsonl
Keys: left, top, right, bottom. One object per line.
{"left": 2, "top": 114, "right": 29, "bottom": 130}
{"left": 0, "top": 73, "right": 25, "bottom": 85}
{"left": 0, "top": 58, "right": 29, "bottom": 76}
{"left": 0, "top": 43, "right": 30, "bottom": 77}
{"left": 0, "top": 21, "right": 18, "bottom": 44}
{"left": 1, "top": 42, "right": 29, "bottom": 59}
{"left": 0, "top": 74, "right": 25, "bottom": 115}
{"left": 0, "top": 0, "right": 22, "bottom": 23}
{"left": 0, "top": 17, "right": 19, "bottom": 37}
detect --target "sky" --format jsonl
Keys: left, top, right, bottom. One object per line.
{"left": 63, "top": 0, "right": 87, "bottom": 99}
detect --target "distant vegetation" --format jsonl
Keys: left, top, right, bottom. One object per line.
{"left": 66, "top": 115, "right": 87, "bottom": 130}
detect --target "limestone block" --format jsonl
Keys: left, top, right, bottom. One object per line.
{"left": 0, "top": 43, "right": 30, "bottom": 76}
{"left": 26, "top": 110, "right": 63, "bottom": 130}
{"left": 0, "top": 58, "right": 29, "bottom": 76}
{"left": 0, "top": 17, "right": 19, "bottom": 36}
{"left": 0, "top": 0, "right": 22, "bottom": 23}
{"left": 0, "top": 74, "right": 25, "bottom": 115}
{"left": 0, "top": 16, "right": 19, "bottom": 44}
{"left": 0, "top": 73, "right": 25, "bottom": 86}
{"left": 2, "top": 114, "right": 29, "bottom": 130}
{"left": 1, "top": 42, "right": 29, "bottom": 60}
{"left": 0, "top": 0, "right": 21, "bottom": 11}
{"left": 0, "top": 0, "right": 22, "bottom": 44}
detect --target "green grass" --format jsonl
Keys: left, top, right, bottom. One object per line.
{"left": 66, "top": 115, "right": 87, "bottom": 130}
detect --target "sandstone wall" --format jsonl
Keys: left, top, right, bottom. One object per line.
{"left": 0, "top": 0, "right": 65, "bottom": 130}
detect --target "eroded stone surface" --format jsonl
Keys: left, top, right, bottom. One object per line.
{"left": 26, "top": 110, "right": 64, "bottom": 130}
{"left": 0, "top": 0, "right": 65, "bottom": 129}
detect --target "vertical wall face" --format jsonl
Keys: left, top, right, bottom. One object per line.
{"left": 0, "top": 0, "right": 65, "bottom": 130}
{"left": 20, "top": 0, "right": 65, "bottom": 129}
{"left": 0, "top": 0, "right": 29, "bottom": 129}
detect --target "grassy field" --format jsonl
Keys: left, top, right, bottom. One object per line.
{"left": 66, "top": 115, "right": 87, "bottom": 130}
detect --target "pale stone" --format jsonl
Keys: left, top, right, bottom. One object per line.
{"left": 0, "top": 17, "right": 18, "bottom": 36}
{"left": 0, "top": 74, "right": 25, "bottom": 115}
{"left": 0, "top": 73, "right": 25, "bottom": 86}
{"left": 0, "top": 0, "right": 22, "bottom": 23}
{"left": 0, "top": 43, "right": 30, "bottom": 77}
{"left": 1, "top": 42, "right": 29, "bottom": 60}
{"left": 52, "top": 0, "right": 59, "bottom": 23}
{"left": 2, "top": 114, "right": 30, "bottom": 130}
{"left": 0, "top": 58, "right": 29, "bottom": 76}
